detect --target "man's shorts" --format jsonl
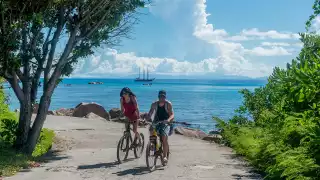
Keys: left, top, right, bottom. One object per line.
{"left": 149, "top": 123, "right": 170, "bottom": 137}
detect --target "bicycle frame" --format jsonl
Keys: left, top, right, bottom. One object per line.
{"left": 149, "top": 121, "right": 169, "bottom": 154}
{"left": 124, "top": 122, "right": 134, "bottom": 143}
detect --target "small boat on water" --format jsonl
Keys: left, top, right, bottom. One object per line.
{"left": 143, "top": 83, "right": 152, "bottom": 86}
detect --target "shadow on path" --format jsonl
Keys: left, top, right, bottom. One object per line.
{"left": 114, "top": 167, "right": 150, "bottom": 176}
{"left": 77, "top": 162, "right": 118, "bottom": 170}
{"left": 36, "top": 150, "right": 70, "bottom": 163}
{"left": 77, "top": 158, "right": 135, "bottom": 170}
{"left": 114, "top": 165, "right": 165, "bottom": 176}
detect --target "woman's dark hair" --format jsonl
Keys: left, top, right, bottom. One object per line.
{"left": 120, "top": 87, "right": 136, "bottom": 97}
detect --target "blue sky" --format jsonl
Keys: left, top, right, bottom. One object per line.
{"left": 73, "top": 0, "right": 317, "bottom": 78}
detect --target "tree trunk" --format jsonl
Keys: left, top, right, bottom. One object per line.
{"left": 23, "top": 94, "right": 51, "bottom": 154}
{"left": 14, "top": 84, "right": 32, "bottom": 150}
{"left": 31, "top": 78, "right": 40, "bottom": 104}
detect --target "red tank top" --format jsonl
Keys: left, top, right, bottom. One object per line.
{"left": 122, "top": 96, "right": 138, "bottom": 121}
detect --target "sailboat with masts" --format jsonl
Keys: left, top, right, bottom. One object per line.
{"left": 134, "top": 67, "right": 155, "bottom": 82}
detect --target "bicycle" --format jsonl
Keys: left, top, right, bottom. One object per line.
{"left": 145, "top": 121, "right": 172, "bottom": 171}
{"left": 117, "top": 120, "right": 145, "bottom": 164}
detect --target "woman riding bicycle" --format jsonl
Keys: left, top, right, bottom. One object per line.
{"left": 120, "top": 87, "right": 140, "bottom": 145}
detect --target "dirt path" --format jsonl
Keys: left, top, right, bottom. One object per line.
{"left": 6, "top": 116, "right": 261, "bottom": 180}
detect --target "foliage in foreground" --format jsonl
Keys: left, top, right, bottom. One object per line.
{"left": 0, "top": 84, "right": 55, "bottom": 176}
{"left": 214, "top": 3, "right": 320, "bottom": 179}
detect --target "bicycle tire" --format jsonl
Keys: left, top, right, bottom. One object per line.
{"left": 117, "top": 134, "right": 129, "bottom": 164}
{"left": 134, "top": 133, "right": 145, "bottom": 158}
{"left": 146, "top": 142, "right": 157, "bottom": 171}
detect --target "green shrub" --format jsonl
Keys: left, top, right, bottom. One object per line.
{"left": 214, "top": 4, "right": 320, "bottom": 179}
{"left": 32, "top": 128, "right": 55, "bottom": 157}
{"left": 0, "top": 118, "right": 18, "bottom": 144}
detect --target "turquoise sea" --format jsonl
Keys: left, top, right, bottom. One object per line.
{"left": 5, "top": 79, "right": 266, "bottom": 133}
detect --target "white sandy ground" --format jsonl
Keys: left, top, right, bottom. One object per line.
{"left": 5, "top": 115, "right": 262, "bottom": 180}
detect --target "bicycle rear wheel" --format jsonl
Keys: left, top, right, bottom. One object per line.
{"left": 146, "top": 142, "right": 157, "bottom": 171}
{"left": 134, "top": 133, "right": 145, "bottom": 158}
{"left": 117, "top": 134, "right": 129, "bottom": 164}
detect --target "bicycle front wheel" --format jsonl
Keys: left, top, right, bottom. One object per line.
{"left": 117, "top": 135, "right": 129, "bottom": 164}
{"left": 134, "top": 133, "right": 145, "bottom": 158}
{"left": 146, "top": 142, "right": 157, "bottom": 171}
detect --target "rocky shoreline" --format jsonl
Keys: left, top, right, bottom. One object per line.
{"left": 31, "top": 102, "right": 222, "bottom": 143}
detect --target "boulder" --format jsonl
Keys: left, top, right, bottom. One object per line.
{"left": 55, "top": 108, "right": 74, "bottom": 116}
{"left": 138, "top": 119, "right": 149, "bottom": 127}
{"left": 209, "top": 130, "right": 221, "bottom": 135}
{"left": 175, "top": 121, "right": 191, "bottom": 126}
{"left": 202, "top": 135, "right": 222, "bottom": 143}
{"left": 140, "top": 112, "right": 151, "bottom": 122}
{"left": 85, "top": 112, "right": 104, "bottom": 119}
{"left": 174, "top": 127, "right": 208, "bottom": 139}
{"left": 47, "top": 110, "right": 56, "bottom": 115}
{"left": 109, "top": 108, "right": 122, "bottom": 119}
{"left": 73, "top": 102, "right": 110, "bottom": 120}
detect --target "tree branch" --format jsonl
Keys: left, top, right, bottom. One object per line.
{"left": 44, "top": 8, "right": 65, "bottom": 86}
{"left": 41, "top": 26, "right": 53, "bottom": 62}
{"left": 6, "top": 72, "right": 24, "bottom": 103}
{"left": 80, "top": 0, "right": 110, "bottom": 24}
{"left": 46, "top": 25, "right": 78, "bottom": 94}
{"left": 30, "top": 25, "right": 42, "bottom": 57}
{"left": 77, "top": 10, "right": 109, "bottom": 41}
{"left": 21, "top": 24, "right": 31, "bottom": 81}
{"left": 16, "top": 69, "right": 24, "bottom": 81}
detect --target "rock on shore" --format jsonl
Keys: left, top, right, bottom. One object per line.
{"left": 109, "top": 108, "right": 123, "bottom": 119}
{"left": 174, "top": 126, "right": 222, "bottom": 143}
{"left": 72, "top": 102, "right": 110, "bottom": 120}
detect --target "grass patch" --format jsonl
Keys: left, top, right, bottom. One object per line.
{"left": 0, "top": 119, "right": 55, "bottom": 177}
{"left": 32, "top": 128, "right": 55, "bottom": 157}
{"left": 0, "top": 143, "right": 29, "bottom": 176}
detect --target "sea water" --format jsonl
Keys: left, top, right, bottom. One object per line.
{"left": 4, "top": 78, "right": 266, "bottom": 133}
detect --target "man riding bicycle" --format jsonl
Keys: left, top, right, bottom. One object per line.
{"left": 147, "top": 90, "right": 174, "bottom": 164}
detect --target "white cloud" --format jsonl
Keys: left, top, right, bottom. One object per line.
{"left": 311, "top": 16, "right": 320, "bottom": 33}
{"left": 239, "top": 28, "right": 300, "bottom": 40}
{"left": 293, "top": 42, "right": 303, "bottom": 47}
{"left": 246, "top": 47, "right": 292, "bottom": 56}
{"left": 73, "top": 48, "right": 271, "bottom": 78}
{"left": 261, "top": 42, "right": 291, "bottom": 47}
{"left": 193, "top": 0, "right": 228, "bottom": 41}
